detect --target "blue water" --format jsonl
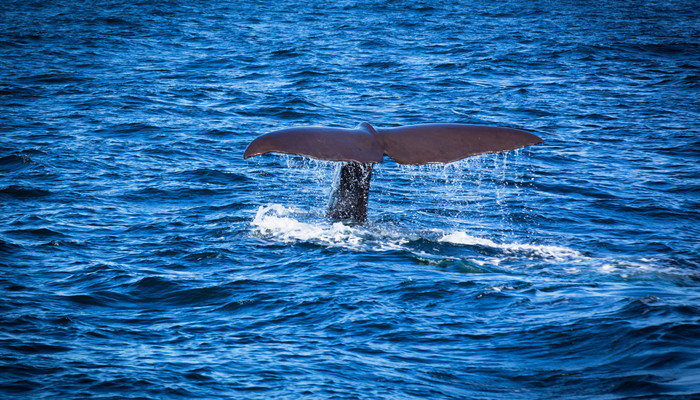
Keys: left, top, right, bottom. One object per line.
{"left": 1, "top": 0, "right": 699, "bottom": 398}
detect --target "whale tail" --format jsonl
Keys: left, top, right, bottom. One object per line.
{"left": 243, "top": 122, "right": 543, "bottom": 165}
{"left": 244, "top": 122, "right": 543, "bottom": 223}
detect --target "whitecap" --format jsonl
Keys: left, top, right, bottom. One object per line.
{"left": 439, "top": 231, "right": 585, "bottom": 261}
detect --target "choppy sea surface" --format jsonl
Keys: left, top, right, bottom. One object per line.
{"left": 1, "top": 1, "right": 699, "bottom": 398}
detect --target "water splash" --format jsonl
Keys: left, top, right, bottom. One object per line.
{"left": 249, "top": 204, "right": 583, "bottom": 260}
{"left": 439, "top": 231, "right": 584, "bottom": 261}
{"left": 250, "top": 204, "right": 370, "bottom": 248}
{"left": 247, "top": 205, "right": 683, "bottom": 282}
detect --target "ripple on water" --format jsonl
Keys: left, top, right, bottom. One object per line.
{"left": 1, "top": 0, "right": 699, "bottom": 398}
{"left": 0, "top": 185, "right": 52, "bottom": 199}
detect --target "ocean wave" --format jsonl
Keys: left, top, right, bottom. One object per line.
{"left": 0, "top": 185, "right": 52, "bottom": 199}
{"left": 0, "top": 154, "right": 35, "bottom": 171}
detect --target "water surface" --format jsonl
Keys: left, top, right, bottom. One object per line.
{"left": 1, "top": 0, "right": 699, "bottom": 398}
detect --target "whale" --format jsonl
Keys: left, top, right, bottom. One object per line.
{"left": 244, "top": 122, "right": 543, "bottom": 223}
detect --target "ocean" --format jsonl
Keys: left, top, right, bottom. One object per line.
{"left": 1, "top": 0, "right": 699, "bottom": 398}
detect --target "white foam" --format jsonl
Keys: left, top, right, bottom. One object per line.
{"left": 250, "top": 204, "right": 367, "bottom": 248}
{"left": 596, "top": 257, "right": 671, "bottom": 278}
{"left": 248, "top": 206, "right": 677, "bottom": 279}
{"left": 251, "top": 205, "right": 585, "bottom": 262}
{"left": 439, "top": 231, "right": 585, "bottom": 261}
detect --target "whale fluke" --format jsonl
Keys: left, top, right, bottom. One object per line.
{"left": 243, "top": 123, "right": 383, "bottom": 164}
{"left": 378, "top": 124, "right": 543, "bottom": 165}
{"left": 244, "top": 122, "right": 543, "bottom": 223}
{"left": 244, "top": 122, "right": 542, "bottom": 165}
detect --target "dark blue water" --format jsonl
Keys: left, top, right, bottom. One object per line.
{"left": 2, "top": 1, "right": 699, "bottom": 398}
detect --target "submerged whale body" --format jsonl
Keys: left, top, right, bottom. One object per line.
{"left": 244, "top": 122, "right": 543, "bottom": 223}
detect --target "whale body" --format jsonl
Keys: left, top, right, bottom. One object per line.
{"left": 244, "top": 122, "right": 543, "bottom": 223}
